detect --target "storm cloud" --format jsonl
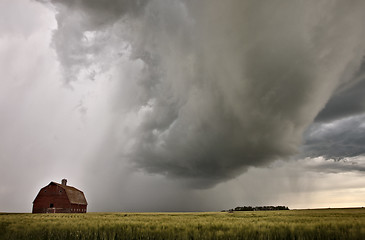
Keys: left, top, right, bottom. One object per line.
{"left": 37, "top": 0, "right": 365, "bottom": 188}
{"left": 315, "top": 60, "right": 365, "bottom": 123}
{"left": 303, "top": 114, "right": 365, "bottom": 160}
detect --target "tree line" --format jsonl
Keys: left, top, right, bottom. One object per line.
{"left": 223, "top": 206, "right": 289, "bottom": 212}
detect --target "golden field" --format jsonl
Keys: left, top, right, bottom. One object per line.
{"left": 0, "top": 208, "right": 364, "bottom": 239}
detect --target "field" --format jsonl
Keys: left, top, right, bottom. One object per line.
{"left": 0, "top": 208, "right": 364, "bottom": 240}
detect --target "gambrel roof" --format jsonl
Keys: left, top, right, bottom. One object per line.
{"left": 50, "top": 182, "right": 88, "bottom": 205}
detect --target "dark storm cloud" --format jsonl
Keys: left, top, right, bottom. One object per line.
{"left": 39, "top": 0, "right": 365, "bottom": 188}
{"left": 304, "top": 58, "right": 365, "bottom": 167}
{"left": 303, "top": 114, "right": 365, "bottom": 160}
{"left": 315, "top": 59, "right": 365, "bottom": 122}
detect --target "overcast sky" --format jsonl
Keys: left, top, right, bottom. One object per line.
{"left": 1, "top": 0, "right": 365, "bottom": 212}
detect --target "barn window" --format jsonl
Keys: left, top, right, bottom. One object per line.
{"left": 50, "top": 203, "right": 54, "bottom": 208}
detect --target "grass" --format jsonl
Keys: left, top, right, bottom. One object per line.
{"left": 0, "top": 208, "right": 364, "bottom": 239}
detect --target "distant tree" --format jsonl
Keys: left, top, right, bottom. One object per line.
{"left": 228, "top": 206, "right": 289, "bottom": 212}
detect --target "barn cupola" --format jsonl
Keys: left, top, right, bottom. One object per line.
{"left": 61, "top": 179, "right": 67, "bottom": 186}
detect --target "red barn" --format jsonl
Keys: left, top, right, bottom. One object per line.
{"left": 32, "top": 179, "right": 87, "bottom": 213}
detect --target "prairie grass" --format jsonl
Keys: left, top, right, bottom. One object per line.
{"left": 0, "top": 208, "right": 364, "bottom": 239}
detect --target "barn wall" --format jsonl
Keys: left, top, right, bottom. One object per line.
{"left": 70, "top": 203, "right": 87, "bottom": 213}
{"left": 32, "top": 184, "right": 71, "bottom": 213}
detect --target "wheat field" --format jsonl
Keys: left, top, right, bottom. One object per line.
{"left": 0, "top": 208, "right": 364, "bottom": 240}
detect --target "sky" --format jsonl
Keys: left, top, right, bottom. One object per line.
{"left": 1, "top": 0, "right": 365, "bottom": 212}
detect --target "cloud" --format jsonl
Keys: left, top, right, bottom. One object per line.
{"left": 302, "top": 114, "right": 365, "bottom": 160}
{"left": 315, "top": 60, "right": 365, "bottom": 122}
{"left": 37, "top": 0, "right": 148, "bottom": 23}
{"left": 307, "top": 157, "right": 365, "bottom": 173}
{"left": 38, "top": 0, "right": 365, "bottom": 188}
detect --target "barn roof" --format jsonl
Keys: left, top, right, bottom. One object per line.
{"left": 51, "top": 182, "right": 88, "bottom": 205}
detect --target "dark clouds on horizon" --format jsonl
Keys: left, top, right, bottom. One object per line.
{"left": 35, "top": 0, "right": 365, "bottom": 188}
{"left": 303, "top": 114, "right": 365, "bottom": 161}
{"left": 304, "top": 59, "right": 365, "bottom": 161}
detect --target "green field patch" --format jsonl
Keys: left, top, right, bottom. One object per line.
{"left": 0, "top": 208, "right": 364, "bottom": 239}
